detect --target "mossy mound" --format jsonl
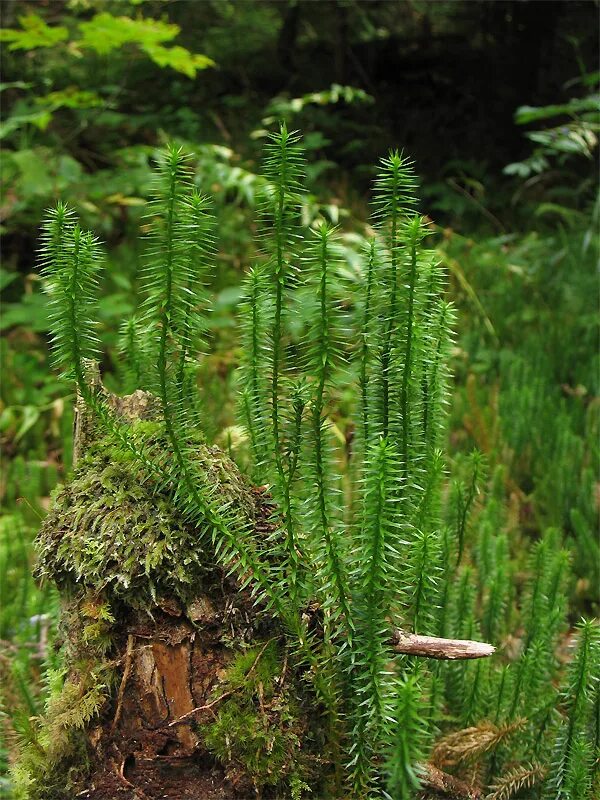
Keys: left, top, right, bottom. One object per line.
{"left": 20, "top": 403, "right": 322, "bottom": 799}
{"left": 203, "top": 641, "right": 314, "bottom": 796}
{"left": 35, "top": 421, "right": 257, "bottom": 608}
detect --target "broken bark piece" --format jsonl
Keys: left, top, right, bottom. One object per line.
{"left": 421, "top": 763, "right": 482, "bottom": 799}
{"left": 391, "top": 629, "right": 495, "bottom": 660}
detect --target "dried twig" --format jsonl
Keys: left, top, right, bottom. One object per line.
{"left": 115, "top": 755, "right": 151, "bottom": 800}
{"left": 391, "top": 630, "right": 495, "bottom": 660}
{"left": 111, "top": 634, "right": 134, "bottom": 735}
{"left": 167, "top": 689, "right": 235, "bottom": 727}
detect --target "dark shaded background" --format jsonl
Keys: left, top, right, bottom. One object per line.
{"left": 1, "top": 0, "right": 598, "bottom": 271}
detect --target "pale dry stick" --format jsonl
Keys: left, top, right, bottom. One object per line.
{"left": 277, "top": 647, "right": 288, "bottom": 687}
{"left": 111, "top": 634, "right": 135, "bottom": 734}
{"left": 391, "top": 629, "right": 495, "bottom": 660}
{"left": 117, "top": 755, "right": 151, "bottom": 800}
{"left": 167, "top": 689, "right": 235, "bottom": 727}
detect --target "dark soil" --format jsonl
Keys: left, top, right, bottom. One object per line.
{"left": 81, "top": 753, "right": 242, "bottom": 799}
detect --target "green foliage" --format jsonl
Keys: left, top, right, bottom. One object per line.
{"left": 7, "top": 592, "right": 117, "bottom": 800}
{"left": 544, "top": 621, "right": 600, "bottom": 800}
{"left": 386, "top": 674, "right": 428, "bottom": 799}
{"left": 1, "top": 9, "right": 213, "bottom": 76}
{"left": 505, "top": 76, "right": 599, "bottom": 180}
{"left": 9, "top": 657, "right": 112, "bottom": 800}
{"left": 2, "top": 5, "right": 598, "bottom": 795}
{"left": 442, "top": 212, "right": 598, "bottom": 609}
{"left": 41, "top": 204, "right": 103, "bottom": 382}
{"left": 0, "top": 13, "right": 68, "bottom": 50}
{"left": 35, "top": 127, "right": 456, "bottom": 794}
{"left": 7, "top": 121, "right": 599, "bottom": 798}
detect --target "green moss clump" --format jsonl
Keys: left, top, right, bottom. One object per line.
{"left": 202, "top": 641, "right": 314, "bottom": 794}
{"left": 204, "top": 699, "right": 300, "bottom": 790}
{"left": 9, "top": 603, "right": 116, "bottom": 800}
{"left": 10, "top": 667, "right": 110, "bottom": 800}
{"left": 224, "top": 640, "right": 281, "bottom": 695}
{"left": 34, "top": 421, "right": 256, "bottom": 608}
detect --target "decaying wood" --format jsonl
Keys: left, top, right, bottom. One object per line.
{"left": 421, "top": 763, "right": 482, "bottom": 799}
{"left": 72, "top": 359, "right": 103, "bottom": 467}
{"left": 391, "top": 629, "right": 495, "bottom": 660}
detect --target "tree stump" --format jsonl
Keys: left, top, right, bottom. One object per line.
{"left": 22, "top": 390, "right": 320, "bottom": 800}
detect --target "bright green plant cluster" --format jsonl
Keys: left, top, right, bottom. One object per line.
{"left": 37, "top": 126, "right": 599, "bottom": 798}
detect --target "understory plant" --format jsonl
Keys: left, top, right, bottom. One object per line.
{"left": 35, "top": 125, "right": 599, "bottom": 799}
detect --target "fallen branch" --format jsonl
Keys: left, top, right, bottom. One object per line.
{"left": 391, "top": 630, "right": 495, "bottom": 660}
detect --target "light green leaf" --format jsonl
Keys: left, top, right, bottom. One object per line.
{"left": 142, "top": 43, "right": 215, "bottom": 78}
{"left": 14, "top": 405, "right": 41, "bottom": 443}
{"left": 0, "top": 13, "right": 68, "bottom": 50}
{"left": 10, "top": 148, "right": 53, "bottom": 195}
{"left": 36, "top": 87, "right": 104, "bottom": 110}
{"left": 105, "top": 193, "right": 147, "bottom": 206}
{"left": 515, "top": 95, "right": 600, "bottom": 125}
{"left": 77, "top": 12, "right": 179, "bottom": 54}
{"left": 0, "top": 269, "right": 18, "bottom": 292}
{"left": 0, "top": 109, "right": 53, "bottom": 139}
{"left": 0, "top": 81, "right": 31, "bottom": 92}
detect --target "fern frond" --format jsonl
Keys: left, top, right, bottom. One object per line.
{"left": 509, "top": 529, "right": 569, "bottom": 719}
{"left": 39, "top": 205, "right": 296, "bottom": 655}
{"left": 260, "top": 123, "right": 305, "bottom": 492}
{"left": 239, "top": 265, "right": 272, "bottom": 473}
{"left": 358, "top": 238, "right": 379, "bottom": 450}
{"left": 141, "top": 147, "right": 214, "bottom": 418}
{"left": 385, "top": 674, "right": 428, "bottom": 800}
{"left": 422, "top": 300, "right": 455, "bottom": 455}
{"left": 398, "top": 215, "right": 429, "bottom": 479}
{"left": 480, "top": 534, "right": 511, "bottom": 644}
{"left": 406, "top": 527, "right": 442, "bottom": 635}
{"left": 174, "top": 190, "right": 215, "bottom": 417}
{"left": 303, "top": 223, "right": 351, "bottom": 636}
{"left": 279, "top": 377, "right": 311, "bottom": 603}
{"left": 371, "top": 151, "right": 417, "bottom": 438}
{"left": 117, "top": 314, "right": 147, "bottom": 392}
{"left": 452, "top": 451, "right": 484, "bottom": 566}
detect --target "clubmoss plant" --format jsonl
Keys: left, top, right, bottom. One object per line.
{"left": 32, "top": 125, "right": 600, "bottom": 798}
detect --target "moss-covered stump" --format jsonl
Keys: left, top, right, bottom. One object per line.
{"left": 16, "top": 393, "right": 320, "bottom": 800}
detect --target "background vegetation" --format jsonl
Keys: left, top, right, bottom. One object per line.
{"left": 1, "top": 1, "right": 598, "bottom": 797}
